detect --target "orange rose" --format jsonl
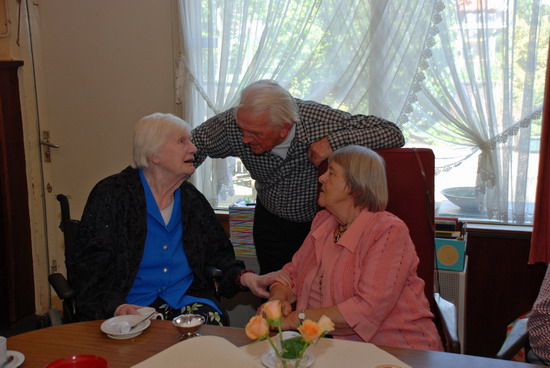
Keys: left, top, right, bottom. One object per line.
{"left": 245, "top": 315, "right": 269, "bottom": 340}
{"left": 261, "top": 300, "right": 282, "bottom": 321}
{"left": 297, "top": 319, "right": 323, "bottom": 343}
{"left": 317, "top": 315, "right": 335, "bottom": 333}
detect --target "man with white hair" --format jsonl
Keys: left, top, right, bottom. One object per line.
{"left": 192, "top": 80, "right": 405, "bottom": 275}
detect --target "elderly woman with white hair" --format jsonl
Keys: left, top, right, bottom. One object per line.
{"left": 265, "top": 145, "right": 443, "bottom": 351}
{"left": 68, "top": 113, "right": 287, "bottom": 324}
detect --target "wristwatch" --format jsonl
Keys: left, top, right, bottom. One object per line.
{"left": 298, "top": 309, "right": 306, "bottom": 325}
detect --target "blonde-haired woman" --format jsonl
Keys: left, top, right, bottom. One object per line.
{"left": 267, "top": 145, "right": 443, "bottom": 351}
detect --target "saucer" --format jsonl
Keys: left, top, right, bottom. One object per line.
{"left": 4, "top": 351, "right": 24, "bottom": 368}
{"left": 260, "top": 349, "right": 314, "bottom": 368}
{"left": 100, "top": 315, "right": 151, "bottom": 339}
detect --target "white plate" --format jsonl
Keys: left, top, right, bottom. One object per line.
{"left": 4, "top": 351, "right": 25, "bottom": 368}
{"left": 260, "top": 349, "right": 314, "bottom": 368}
{"left": 100, "top": 315, "right": 151, "bottom": 339}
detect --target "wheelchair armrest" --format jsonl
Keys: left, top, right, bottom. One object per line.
{"left": 48, "top": 273, "right": 76, "bottom": 300}
{"left": 205, "top": 266, "right": 223, "bottom": 302}
{"left": 495, "top": 317, "right": 529, "bottom": 360}
{"left": 205, "top": 266, "right": 223, "bottom": 279}
{"left": 434, "top": 292, "right": 461, "bottom": 353}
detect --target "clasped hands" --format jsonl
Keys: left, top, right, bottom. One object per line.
{"left": 239, "top": 269, "right": 292, "bottom": 298}
{"left": 307, "top": 137, "right": 333, "bottom": 167}
{"left": 255, "top": 275, "right": 300, "bottom": 331}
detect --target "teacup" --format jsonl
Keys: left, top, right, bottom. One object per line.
{"left": 0, "top": 336, "right": 6, "bottom": 366}
{"left": 137, "top": 307, "right": 164, "bottom": 320}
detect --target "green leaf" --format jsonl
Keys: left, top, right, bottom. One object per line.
{"left": 281, "top": 336, "right": 308, "bottom": 359}
{"left": 185, "top": 303, "right": 203, "bottom": 314}
{"left": 208, "top": 311, "right": 223, "bottom": 326}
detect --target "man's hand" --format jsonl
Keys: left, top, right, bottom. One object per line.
{"left": 308, "top": 137, "right": 333, "bottom": 167}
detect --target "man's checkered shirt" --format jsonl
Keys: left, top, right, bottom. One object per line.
{"left": 192, "top": 99, "right": 405, "bottom": 223}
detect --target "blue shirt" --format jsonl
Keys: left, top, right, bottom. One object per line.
{"left": 126, "top": 170, "right": 220, "bottom": 313}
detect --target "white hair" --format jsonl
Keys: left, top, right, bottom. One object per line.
{"left": 132, "top": 113, "right": 191, "bottom": 169}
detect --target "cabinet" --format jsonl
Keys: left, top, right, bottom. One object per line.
{"left": 0, "top": 60, "right": 35, "bottom": 329}
{"left": 464, "top": 228, "right": 546, "bottom": 357}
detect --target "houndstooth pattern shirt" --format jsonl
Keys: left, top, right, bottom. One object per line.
{"left": 192, "top": 99, "right": 405, "bottom": 223}
{"left": 528, "top": 266, "right": 550, "bottom": 364}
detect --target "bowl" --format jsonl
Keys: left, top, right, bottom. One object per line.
{"left": 441, "top": 186, "right": 478, "bottom": 211}
{"left": 172, "top": 314, "right": 205, "bottom": 340}
{"left": 43, "top": 355, "right": 108, "bottom": 368}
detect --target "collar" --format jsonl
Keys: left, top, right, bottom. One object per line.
{"left": 270, "top": 124, "right": 296, "bottom": 159}
{"left": 311, "top": 209, "right": 375, "bottom": 254}
{"left": 139, "top": 169, "right": 181, "bottom": 230}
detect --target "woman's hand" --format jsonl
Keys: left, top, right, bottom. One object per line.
{"left": 240, "top": 270, "right": 293, "bottom": 298}
{"left": 114, "top": 303, "right": 143, "bottom": 316}
{"left": 278, "top": 300, "right": 293, "bottom": 317}
{"left": 262, "top": 269, "right": 293, "bottom": 287}
{"left": 281, "top": 311, "right": 300, "bottom": 330}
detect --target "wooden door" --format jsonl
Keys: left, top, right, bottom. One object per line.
{"left": 26, "top": 0, "right": 180, "bottom": 310}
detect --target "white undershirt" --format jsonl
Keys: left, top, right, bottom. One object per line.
{"left": 160, "top": 199, "right": 174, "bottom": 225}
{"left": 270, "top": 124, "right": 296, "bottom": 159}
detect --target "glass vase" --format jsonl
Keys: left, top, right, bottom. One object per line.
{"left": 275, "top": 355, "right": 304, "bottom": 368}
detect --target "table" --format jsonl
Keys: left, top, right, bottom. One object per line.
{"left": 6, "top": 320, "right": 545, "bottom": 368}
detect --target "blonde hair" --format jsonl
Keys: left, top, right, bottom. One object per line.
{"left": 234, "top": 80, "right": 300, "bottom": 127}
{"left": 330, "top": 145, "right": 388, "bottom": 211}
{"left": 132, "top": 113, "right": 190, "bottom": 169}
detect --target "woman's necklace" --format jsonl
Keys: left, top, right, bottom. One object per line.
{"left": 333, "top": 223, "right": 348, "bottom": 243}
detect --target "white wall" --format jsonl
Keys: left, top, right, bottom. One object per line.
{"left": 6, "top": 0, "right": 183, "bottom": 314}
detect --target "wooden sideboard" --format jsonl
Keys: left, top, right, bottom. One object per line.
{"left": 0, "top": 60, "right": 35, "bottom": 329}
{"left": 464, "top": 227, "right": 546, "bottom": 357}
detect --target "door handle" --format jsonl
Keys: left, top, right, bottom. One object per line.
{"left": 40, "top": 140, "right": 60, "bottom": 148}
{"left": 40, "top": 130, "right": 60, "bottom": 162}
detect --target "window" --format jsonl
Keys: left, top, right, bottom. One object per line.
{"left": 401, "top": 0, "right": 549, "bottom": 224}
{"left": 217, "top": 158, "right": 257, "bottom": 208}
{"left": 178, "top": 0, "right": 549, "bottom": 224}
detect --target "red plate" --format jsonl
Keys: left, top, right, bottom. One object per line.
{"left": 43, "top": 355, "right": 109, "bottom": 368}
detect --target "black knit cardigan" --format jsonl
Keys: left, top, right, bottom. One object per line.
{"left": 66, "top": 166, "right": 245, "bottom": 321}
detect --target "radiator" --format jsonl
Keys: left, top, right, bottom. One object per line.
{"left": 435, "top": 256, "right": 468, "bottom": 353}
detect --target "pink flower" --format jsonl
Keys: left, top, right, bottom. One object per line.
{"left": 261, "top": 300, "right": 282, "bottom": 321}
{"left": 245, "top": 315, "right": 269, "bottom": 340}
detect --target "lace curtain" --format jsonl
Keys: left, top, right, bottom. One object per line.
{"left": 176, "top": 0, "right": 440, "bottom": 206}
{"left": 177, "top": 0, "right": 549, "bottom": 225}
{"left": 399, "top": 0, "right": 549, "bottom": 224}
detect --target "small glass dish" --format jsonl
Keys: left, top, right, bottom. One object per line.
{"left": 172, "top": 314, "right": 205, "bottom": 341}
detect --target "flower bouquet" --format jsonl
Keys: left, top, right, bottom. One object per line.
{"left": 245, "top": 300, "right": 335, "bottom": 368}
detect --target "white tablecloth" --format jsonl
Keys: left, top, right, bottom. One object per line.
{"left": 132, "top": 335, "right": 411, "bottom": 368}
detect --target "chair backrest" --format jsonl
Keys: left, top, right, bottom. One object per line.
{"left": 49, "top": 194, "right": 80, "bottom": 323}
{"left": 56, "top": 194, "right": 80, "bottom": 283}
{"left": 57, "top": 194, "right": 80, "bottom": 251}
{"left": 375, "top": 148, "right": 435, "bottom": 301}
